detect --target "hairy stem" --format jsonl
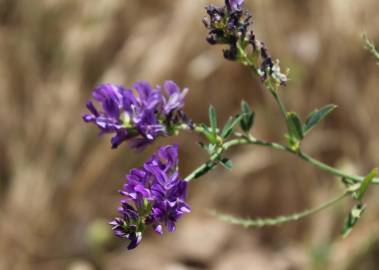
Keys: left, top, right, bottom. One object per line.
{"left": 211, "top": 189, "right": 350, "bottom": 228}
{"left": 185, "top": 130, "right": 379, "bottom": 184}
{"left": 184, "top": 138, "right": 245, "bottom": 182}
{"left": 268, "top": 85, "right": 288, "bottom": 122}
{"left": 247, "top": 135, "right": 379, "bottom": 184}
{"left": 363, "top": 34, "right": 379, "bottom": 63}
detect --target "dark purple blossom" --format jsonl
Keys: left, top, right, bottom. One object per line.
{"left": 83, "top": 81, "right": 189, "bottom": 150}
{"left": 203, "top": 1, "right": 287, "bottom": 85}
{"left": 203, "top": 1, "right": 251, "bottom": 60}
{"left": 109, "top": 145, "right": 191, "bottom": 250}
{"left": 226, "top": 0, "right": 244, "bottom": 11}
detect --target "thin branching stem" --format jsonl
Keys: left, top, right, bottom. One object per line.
{"left": 184, "top": 138, "right": 245, "bottom": 182}
{"left": 184, "top": 131, "right": 379, "bottom": 184}
{"left": 210, "top": 189, "right": 350, "bottom": 228}
{"left": 271, "top": 89, "right": 288, "bottom": 120}
{"left": 363, "top": 34, "right": 379, "bottom": 63}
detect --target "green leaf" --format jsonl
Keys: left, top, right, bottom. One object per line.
{"left": 303, "top": 104, "right": 337, "bottom": 135}
{"left": 241, "top": 100, "right": 251, "bottom": 115}
{"left": 240, "top": 100, "right": 255, "bottom": 132}
{"left": 287, "top": 112, "right": 304, "bottom": 141}
{"left": 193, "top": 162, "right": 218, "bottom": 179}
{"left": 356, "top": 168, "right": 377, "bottom": 201}
{"left": 200, "top": 123, "right": 216, "bottom": 143}
{"left": 341, "top": 177, "right": 355, "bottom": 187}
{"left": 220, "top": 158, "right": 233, "bottom": 170}
{"left": 198, "top": 142, "right": 218, "bottom": 155}
{"left": 221, "top": 117, "right": 234, "bottom": 139}
{"left": 208, "top": 105, "right": 217, "bottom": 136}
{"left": 198, "top": 141, "right": 210, "bottom": 152}
{"left": 208, "top": 144, "right": 217, "bottom": 155}
{"left": 342, "top": 204, "right": 366, "bottom": 238}
{"left": 221, "top": 114, "right": 245, "bottom": 139}
{"left": 285, "top": 134, "right": 300, "bottom": 151}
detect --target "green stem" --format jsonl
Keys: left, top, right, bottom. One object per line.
{"left": 211, "top": 190, "right": 349, "bottom": 228}
{"left": 363, "top": 34, "right": 379, "bottom": 63}
{"left": 184, "top": 139, "right": 245, "bottom": 182}
{"left": 247, "top": 136, "right": 379, "bottom": 184}
{"left": 234, "top": 38, "right": 372, "bottom": 182}
{"left": 184, "top": 128, "right": 379, "bottom": 184}
{"left": 269, "top": 86, "right": 288, "bottom": 122}
{"left": 298, "top": 152, "right": 363, "bottom": 182}
{"left": 237, "top": 41, "right": 289, "bottom": 127}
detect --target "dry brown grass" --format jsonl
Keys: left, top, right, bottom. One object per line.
{"left": 1, "top": 0, "right": 379, "bottom": 269}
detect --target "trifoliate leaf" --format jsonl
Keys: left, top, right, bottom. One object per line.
{"left": 200, "top": 123, "right": 216, "bottom": 144}
{"left": 220, "top": 158, "right": 233, "bottom": 170}
{"left": 208, "top": 105, "right": 217, "bottom": 136}
{"left": 287, "top": 112, "right": 304, "bottom": 141}
{"left": 356, "top": 168, "right": 377, "bottom": 201}
{"left": 221, "top": 114, "right": 245, "bottom": 139}
{"left": 303, "top": 104, "right": 337, "bottom": 135}
{"left": 240, "top": 100, "right": 255, "bottom": 132}
{"left": 342, "top": 204, "right": 366, "bottom": 238}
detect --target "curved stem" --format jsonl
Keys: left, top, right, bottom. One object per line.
{"left": 184, "top": 130, "right": 379, "bottom": 184}
{"left": 211, "top": 189, "right": 349, "bottom": 228}
{"left": 184, "top": 139, "right": 245, "bottom": 182}
{"left": 298, "top": 151, "right": 363, "bottom": 182}
{"left": 246, "top": 135, "right": 378, "bottom": 184}
{"left": 269, "top": 86, "right": 288, "bottom": 122}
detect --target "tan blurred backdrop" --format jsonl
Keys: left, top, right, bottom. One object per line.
{"left": 0, "top": 0, "right": 379, "bottom": 269}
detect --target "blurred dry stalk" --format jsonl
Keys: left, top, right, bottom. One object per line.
{"left": 0, "top": 0, "right": 379, "bottom": 269}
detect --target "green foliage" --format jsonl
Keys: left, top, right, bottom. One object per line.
{"left": 285, "top": 112, "right": 303, "bottom": 150}
{"left": 287, "top": 112, "right": 304, "bottom": 141}
{"left": 303, "top": 104, "right": 337, "bottom": 135}
{"left": 342, "top": 204, "right": 366, "bottom": 238}
{"left": 356, "top": 168, "right": 378, "bottom": 201}
{"left": 220, "top": 158, "right": 233, "bottom": 170}
{"left": 192, "top": 162, "right": 218, "bottom": 179}
{"left": 190, "top": 12, "right": 379, "bottom": 238}
{"left": 221, "top": 114, "right": 244, "bottom": 139}
{"left": 198, "top": 141, "right": 214, "bottom": 155}
{"left": 200, "top": 123, "right": 217, "bottom": 145}
{"left": 239, "top": 100, "right": 255, "bottom": 133}
{"left": 363, "top": 33, "right": 379, "bottom": 63}
{"left": 208, "top": 105, "right": 218, "bottom": 138}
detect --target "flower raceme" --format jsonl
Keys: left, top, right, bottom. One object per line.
{"left": 82, "top": 0, "right": 379, "bottom": 252}
{"left": 109, "top": 145, "right": 190, "bottom": 250}
{"left": 83, "top": 81, "right": 189, "bottom": 150}
{"left": 203, "top": 0, "right": 287, "bottom": 86}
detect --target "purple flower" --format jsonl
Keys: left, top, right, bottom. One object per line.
{"left": 83, "top": 84, "right": 124, "bottom": 132}
{"left": 160, "top": 80, "right": 188, "bottom": 116}
{"left": 226, "top": 0, "right": 244, "bottom": 11}
{"left": 203, "top": 1, "right": 251, "bottom": 60}
{"left": 83, "top": 81, "right": 190, "bottom": 150}
{"left": 203, "top": 1, "right": 287, "bottom": 85}
{"left": 109, "top": 217, "right": 142, "bottom": 250}
{"left": 110, "top": 145, "right": 191, "bottom": 250}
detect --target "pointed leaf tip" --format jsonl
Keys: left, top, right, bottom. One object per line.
{"left": 303, "top": 104, "right": 337, "bottom": 135}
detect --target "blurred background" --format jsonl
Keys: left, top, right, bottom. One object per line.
{"left": 1, "top": 0, "right": 379, "bottom": 269}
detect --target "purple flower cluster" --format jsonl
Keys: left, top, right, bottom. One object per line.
{"left": 83, "top": 81, "right": 189, "bottom": 150}
{"left": 109, "top": 145, "right": 191, "bottom": 250}
{"left": 203, "top": 0, "right": 251, "bottom": 60}
{"left": 203, "top": 0, "right": 287, "bottom": 85}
